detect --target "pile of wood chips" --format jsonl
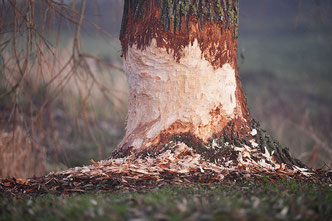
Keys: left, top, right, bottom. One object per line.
{"left": 1, "top": 141, "right": 330, "bottom": 196}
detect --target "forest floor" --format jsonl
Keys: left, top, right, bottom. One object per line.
{"left": 1, "top": 179, "right": 331, "bottom": 221}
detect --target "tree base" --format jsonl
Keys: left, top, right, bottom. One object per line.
{"left": 2, "top": 120, "right": 330, "bottom": 196}
{"left": 112, "top": 119, "right": 305, "bottom": 169}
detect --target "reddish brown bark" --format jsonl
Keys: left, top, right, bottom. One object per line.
{"left": 121, "top": 2, "right": 238, "bottom": 69}
{"left": 113, "top": 0, "right": 251, "bottom": 158}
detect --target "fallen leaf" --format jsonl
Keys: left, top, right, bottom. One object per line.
{"left": 90, "top": 159, "right": 98, "bottom": 166}
{"left": 16, "top": 178, "right": 29, "bottom": 185}
{"left": 2, "top": 182, "right": 11, "bottom": 187}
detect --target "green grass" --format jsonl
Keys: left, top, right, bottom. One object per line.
{"left": 1, "top": 180, "right": 331, "bottom": 221}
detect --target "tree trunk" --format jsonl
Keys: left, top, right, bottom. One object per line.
{"left": 0, "top": 1, "right": 318, "bottom": 196}
{"left": 112, "top": 0, "right": 304, "bottom": 169}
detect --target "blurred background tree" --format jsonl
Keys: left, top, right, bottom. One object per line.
{"left": 0, "top": 0, "right": 331, "bottom": 178}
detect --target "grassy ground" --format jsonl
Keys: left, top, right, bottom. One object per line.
{"left": 0, "top": 2, "right": 331, "bottom": 220}
{"left": 1, "top": 2, "right": 331, "bottom": 177}
{"left": 1, "top": 179, "right": 331, "bottom": 221}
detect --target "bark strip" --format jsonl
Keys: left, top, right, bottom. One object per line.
{"left": 120, "top": 0, "right": 239, "bottom": 68}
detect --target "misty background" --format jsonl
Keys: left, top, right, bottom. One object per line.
{"left": 0, "top": 0, "right": 331, "bottom": 178}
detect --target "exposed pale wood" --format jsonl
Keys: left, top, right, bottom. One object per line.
{"left": 113, "top": 0, "right": 306, "bottom": 170}
{"left": 115, "top": 39, "right": 248, "bottom": 155}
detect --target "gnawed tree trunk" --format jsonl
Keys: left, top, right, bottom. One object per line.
{"left": 112, "top": 0, "right": 305, "bottom": 169}
{"left": 114, "top": 0, "right": 248, "bottom": 156}
{"left": 2, "top": 0, "right": 327, "bottom": 197}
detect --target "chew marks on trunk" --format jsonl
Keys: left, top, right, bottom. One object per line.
{"left": 113, "top": 0, "right": 251, "bottom": 157}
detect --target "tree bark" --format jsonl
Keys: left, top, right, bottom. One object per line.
{"left": 112, "top": 0, "right": 305, "bottom": 169}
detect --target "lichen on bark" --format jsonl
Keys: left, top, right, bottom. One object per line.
{"left": 119, "top": 0, "right": 240, "bottom": 65}
{"left": 120, "top": 0, "right": 239, "bottom": 40}
{"left": 115, "top": 0, "right": 306, "bottom": 171}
